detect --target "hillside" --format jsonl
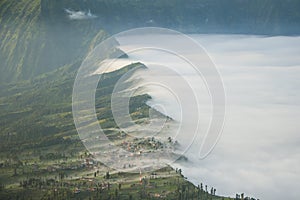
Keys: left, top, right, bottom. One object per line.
{"left": 0, "top": 0, "right": 108, "bottom": 83}
{"left": 0, "top": 60, "right": 238, "bottom": 199}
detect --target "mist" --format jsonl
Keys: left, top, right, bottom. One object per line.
{"left": 106, "top": 34, "right": 300, "bottom": 199}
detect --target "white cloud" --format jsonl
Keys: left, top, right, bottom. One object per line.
{"left": 181, "top": 35, "right": 300, "bottom": 200}
{"left": 115, "top": 34, "right": 300, "bottom": 200}
{"left": 64, "top": 8, "right": 97, "bottom": 20}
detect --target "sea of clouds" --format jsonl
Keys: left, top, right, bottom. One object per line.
{"left": 95, "top": 33, "right": 300, "bottom": 199}
{"left": 171, "top": 35, "right": 300, "bottom": 200}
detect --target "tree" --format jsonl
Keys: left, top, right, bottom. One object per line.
{"left": 0, "top": 183, "right": 4, "bottom": 191}
{"left": 13, "top": 167, "right": 17, "bottom": 176}
{"left": 178, "top": 168, "right": 182, "bottom": 175}
{"left": 115, "top": 188, "right": 118, "bottom": 198}
{"left": 105, "top": 171, "right": 110, "bottom": 179}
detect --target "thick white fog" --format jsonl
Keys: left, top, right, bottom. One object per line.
{"left": 172, "top": 35, "right": 300, "bottom": 200}
{"left": 98, "top": 34, "right": 300, "bottom": 199}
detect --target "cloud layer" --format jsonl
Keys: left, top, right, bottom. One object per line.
{"left": 178, "top": 35, "right": 300, "bottom": 200}
{"left": 115, "top": 34, "right": 300, "bottom": 200}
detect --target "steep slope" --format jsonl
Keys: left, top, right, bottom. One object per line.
{"left": 0, "top": 62, "right": 147, "bottom": 150}
{"left": 0, "top": 0, "right": 42, "bottom": 82}
{"left": 0, "top": 0, "right": 107, "bottom": 83}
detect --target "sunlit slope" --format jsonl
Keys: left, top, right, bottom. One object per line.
{"left": 0, "top": 0, "right": 42, "bottom": 82}
{"left": 0, "top": 62, "right": 149, "bottom": 151}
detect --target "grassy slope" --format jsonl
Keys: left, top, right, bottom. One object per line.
{"left": 0, "top": 0, "right": 42, "bottom": 82}
{"left": 0, "top": 166, "right": 233, "bottom": 200}
{"left": 0, "top": 60, "right": 236, "bottom": 199}
{"left": 0, "top": 62, "right": 146, "bottom": 150}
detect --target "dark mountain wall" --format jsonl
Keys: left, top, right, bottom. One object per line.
{"left": 41, "top": 0, "right": 300, "bottom": 35}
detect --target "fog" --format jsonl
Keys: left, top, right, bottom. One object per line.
{"left": 98, "top": 34, "right": 300, "bottom": 199}
{"left": 172, "top": 35, "right": 300, "bottom": 200}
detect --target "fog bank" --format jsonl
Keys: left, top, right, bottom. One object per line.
{"left": 99, "top": 34, "right": 300, "bottom": 199}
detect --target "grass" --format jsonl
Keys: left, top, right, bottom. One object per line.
{"left": 0, "top": 53, "right": 237, "bottom": 199}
